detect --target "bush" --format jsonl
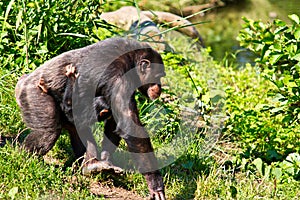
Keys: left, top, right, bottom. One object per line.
{"left": 237, "top": 14, "right": 300, "bottom": 125}
{"left": 0, "top": 0, "right": 119, "bottom": 135}
{"left": 0, "top": 0, "right": 120, "bottom": 72}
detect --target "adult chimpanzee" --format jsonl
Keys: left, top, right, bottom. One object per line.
{"left": 15, "top": 38, "right": 166, "bottom": 200}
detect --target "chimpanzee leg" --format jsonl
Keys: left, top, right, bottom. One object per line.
{"left": 81, "top": 118, "right": 123, "bottom": 175}
{"left": 18, "top": 79, "right": 62, "bottom": 155}
{"left": 63, "top": 123, "right": 86, "bottom": 159}
{"left": 100, "top": 117, "right": 121, "bottom": 162}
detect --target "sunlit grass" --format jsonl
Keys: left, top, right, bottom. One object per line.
{"left": 0, "top": 1, "right": 299, "bottom": 199}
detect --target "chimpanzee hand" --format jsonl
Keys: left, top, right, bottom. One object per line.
{"left": 144, "top": 171, "right": 166, "bottom": 200}
{"left": 150, "top": 190, "right": 166, "bottom": 200}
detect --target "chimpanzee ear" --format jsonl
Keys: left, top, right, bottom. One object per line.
{"left": 139, "top": 59, "right": 151, "bottom": 74}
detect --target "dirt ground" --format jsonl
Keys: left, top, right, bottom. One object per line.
{"left": 90, "top": 181, "right": 146, "bottom": 200}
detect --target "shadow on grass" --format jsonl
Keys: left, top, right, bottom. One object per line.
{"left": 0, "top": 132, "right": 27, "bottom": 147}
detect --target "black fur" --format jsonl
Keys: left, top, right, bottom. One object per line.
{"left": 15, "top": 38, "right": 166, "bottom": 200}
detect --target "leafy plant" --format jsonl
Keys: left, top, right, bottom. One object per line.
{"left": 0, "top": 0, "right": 120, "bottom": 136}
{"left": 237, "top": 14, "right": 300, "bottom": 125}
{"left": 0, "top": 0, "right": 121, "bottom": 71}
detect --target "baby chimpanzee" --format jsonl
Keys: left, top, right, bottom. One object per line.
{"left": 63, "top": 65, "right": 112, "bottom": 122}
{"left": 93, "top": 96, "right": 111, "bottom": 121}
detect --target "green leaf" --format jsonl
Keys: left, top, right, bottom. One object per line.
{"left": 289, "top": 14, "right": 300, "bottom": 24}
{"left": 266, "top": 149, "right": 282, "bottom": 160}
{"left": 272, "top": 43, "right": 282, "bottom": 51}
{"left": 273, "top": 93, "right": 286, "bottom": 102}
{"left": 285, "top": 44, "right": 297, "bottom": 56}
{"left": 286, "top": 152, "right": 300, "bottom": 163}
{"left": 282, "top": 160, "right": 295, "bottom": 175}
{"left": 8, "top": 187, "right": 18, "bottom": 199}
{"left": 4, "top": 0, "right": 15, "bottom": 23}
{"left": 282, "top": 115, "right": 293, "bottom": 124}
{"left": 263, "top": 32, "right": 274, "bottom": 43}
{"left": 270, "top": 107, "right": 284, "bottom": 114}
{"left": 264, "top": 165, "right": 271, "bottom": 180}
{"left": 261, "top": 45, "right": 270, "bottom": 60}
{"left": 295, "top": 27, "right": 300, "bottom": 40}
{"left": 15, "top": 9, "right": 23, "bottom": 30}
{"left": 253, "top": 158, "right": 263, "bottom": 176}
{"left": 291, "top": 53, "right": 300, "bottom": 61}
{"left": 57, "top": 33, "right": 87, "bottom": 38}
{"left": 269, "top": 54, "right": 283, "bottom": 65}
{"left": 272, "top": 168, "right": 282, "bottom": 180}
{"left": 181, "top": 161, "right": 194, "bottom": 169}
{"left": 274, "top": 80, "right": 284, "bottom": 89}
{"left": 274, "top": 19, "right": 286, "bottom": 27}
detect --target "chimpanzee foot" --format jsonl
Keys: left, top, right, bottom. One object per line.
{"left": 82, "top": 159, "right": 123, "bottom": 175}
{"left": 99, "top": 109, "right": 110, "bottom": 117}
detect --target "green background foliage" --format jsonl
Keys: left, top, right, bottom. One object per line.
{"left": 0, "top": 0, "right": 299, "bottom": 199}
{"left": 238, "top": 14, "right": 300, "bottom": 125}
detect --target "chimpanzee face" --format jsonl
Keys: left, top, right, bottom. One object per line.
{"left": 137, "top": 53, "right": 165, "bottom": 100}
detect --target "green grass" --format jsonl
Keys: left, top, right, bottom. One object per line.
{"left": 0, "top": 143, "right": 102, "bottom": 199}
{"left": 0, "top": 0, "right": 300, "bottom": 199}
{"left": 0, "top": 68, "right": 24, "bottom": 136}
{"left": 195, "top": 166, "right": 300, "bottom": 199}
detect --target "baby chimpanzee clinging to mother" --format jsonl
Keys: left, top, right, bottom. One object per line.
{"left": 61, "top": 64, "right": 112, "bottom": 122}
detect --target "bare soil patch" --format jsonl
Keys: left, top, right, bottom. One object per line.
{"left": 90, "top": 181, "right": 146, "bottom": 200}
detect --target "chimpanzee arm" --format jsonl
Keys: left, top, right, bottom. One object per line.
{"left": 125, "top": 101, "right": 165, "bottom": 200}
{"left": 110, "top": 78, "right": 165, "bottom": 200}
